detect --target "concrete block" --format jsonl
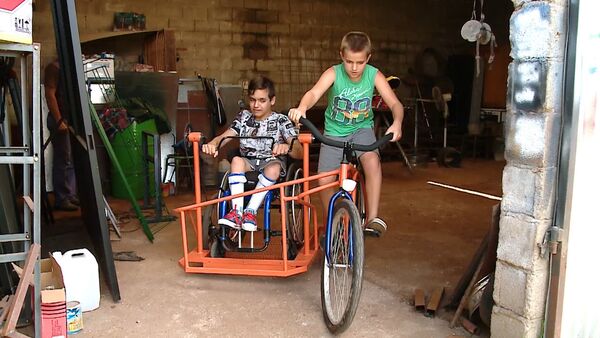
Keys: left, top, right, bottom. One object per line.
{"left": 503, "top": 111, "right": 561, "bottom": 167}
{"left": 231, "top": 58, "right": 254, "bottom": 71}
{"left": 491, "top": 305, "right": 543, "bottom": 338}
{"left": 243, "top": 22, "right": 267, "bottom": 34}
{"left": 490, "top": 306, "right": 527, "bottom": 338}
{"left": 512, "top": 0, "right": 568, "bottom": 8}
{"left": 267, "top": 23, "right": 290, "bottom": 35}
{"left": 220, "top": 0, "right": 244, "bottom": 7}
{"left": 219, "top": 22, "right": 234, "bottom": 33}
{"left": 232, "top": 8, "right": 256, "bottom": 22}
{"left": 208, "top": 7, "right": 233, "bottom": 21}
{"left": 209, "top": 33, "right": 233, "bottom": 45}
{"left": 290, "top": 24, "right": 311, "bottom": 40}
{"left": 290, "top": 1, "right": 311, "bottom": 13}
{"left": 299, "top": 13, "right": 318, "bottom": 25}
{"left": 83, "top": 14, "right": 113, "bottom": 32}
{"left": 506, "top": 60, "right": 564, "bottom": 113}
{"left": 493, "top": 261, "right": 549, "bottom": 318}
{"left": 220, "top": 46, "right": 244, "bottom": 59}
{"left": 497, "top": 213, "right": 550, "bottom": 270}
{"left": 168, "top": 18, "right": 195, "bottom": 32}
{"left": 194, "top": 21, "right": 219, "bottom": 33}
{"left": 255, "top": 9, "right": 278, "bottom": 23}
{"left": 493, "top": 262, "right": 528, "bottom": 315}
{"left": 244, "top": 0, "right": 267, "bottom": 9}
{"left": 219, "top": 69, "right": 242, "bottom": 84}
{"left": 510, "top": 2, "right": 566, "bottom": 60}
{"left": 182, "top": 6, "right": 208, "bottom": 21}
{"left": 268, "top": 0, "right": 289, "bottom": 11}
{"left": 208, "top": 57, "right": 233, "bottom": 70}
{"left": 501, "top": 165, "right": 556, "bottom": 219}
{"left": 278, "top": 12, "right": 300, "bottom": 24}
{"left": 256, "top": 59, "right": 280, "bottom": 71}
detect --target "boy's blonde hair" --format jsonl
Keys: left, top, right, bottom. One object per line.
{"left": 340, "top": 31, "right": 372, "bottom": 55}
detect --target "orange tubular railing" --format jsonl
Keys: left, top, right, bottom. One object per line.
{"left": 174, "top": 132, "right": 321, "bottom": 277}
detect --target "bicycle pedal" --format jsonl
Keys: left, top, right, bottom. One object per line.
{"left": 363, "top": 228, "right": 381, "bottom": 238}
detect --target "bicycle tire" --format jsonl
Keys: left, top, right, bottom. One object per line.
{"left": 320, "top": 198, "right": 364, "bottom": 334}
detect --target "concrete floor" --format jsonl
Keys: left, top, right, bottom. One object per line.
{"left": 44, "top": 158, "right": 503, "bottom": 337}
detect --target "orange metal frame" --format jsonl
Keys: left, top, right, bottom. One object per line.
{"left": 175, "top": 132, "right": 362, "bottom": 277}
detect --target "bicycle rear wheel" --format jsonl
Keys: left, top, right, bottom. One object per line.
{"left": 320, "top": 198, "right": 364, "bottom": 334}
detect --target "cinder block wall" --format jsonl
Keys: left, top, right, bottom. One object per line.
{"left": 32, "top": 0, "right": 476, "bottom": 109}
{"left": 492, "top": 1, "right": 566, "bottom": 337}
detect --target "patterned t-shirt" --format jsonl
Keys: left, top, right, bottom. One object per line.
{"left": 230, "top": 110, "right": 297, "bottom": 159}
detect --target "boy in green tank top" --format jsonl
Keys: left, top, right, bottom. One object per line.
{"left": 289, "top": 31, "right": 404, "bottom": 237}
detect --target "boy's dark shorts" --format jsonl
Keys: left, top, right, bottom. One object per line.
{"left": 242, "top": 157, "right": 287, "bottom": 177}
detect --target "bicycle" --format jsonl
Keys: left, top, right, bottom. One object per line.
{"left": 298, "top": 117, "right": 391, "bottom": 333}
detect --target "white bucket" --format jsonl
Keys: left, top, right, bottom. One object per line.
{"left": 53, "top": 249, "right": 100, "bottom": 312}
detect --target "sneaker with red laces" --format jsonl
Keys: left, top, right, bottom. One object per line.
{"left": 218, "top": 209, "right": 242, "bottom": 229}
{"left": 242, "top": 210, "right": 258, "bottom": 231}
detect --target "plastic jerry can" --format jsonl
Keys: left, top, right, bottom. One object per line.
{"left": 53, "top": 249, "right": 100, "bottom": 312}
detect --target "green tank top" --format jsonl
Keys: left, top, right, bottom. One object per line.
{"left": 324, "top": 63, "right": 377, "bottom": 136}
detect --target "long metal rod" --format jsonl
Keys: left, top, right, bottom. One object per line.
{"left": 427, "top": 181, "right": 502, "bottom": 201}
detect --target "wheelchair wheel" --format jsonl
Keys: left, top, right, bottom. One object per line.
{"left": 285, "top": 161, "right": 309, "bottom": 255}
{"left": 201, "top": 172, "right": 230, "bottom": 249}
{"left": 321, "top": 199, "right": 364, "bottom": 334}
{"left": 208, "top": 232, "right": 225, "bottom": 258}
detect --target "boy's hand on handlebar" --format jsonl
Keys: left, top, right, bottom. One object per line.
{"left": 272, "top": 143, "right": 290, "bottom": 156}
{"left": 202, "top": 143, "right": 219, "bottom": 157}
{"left": 288, "top": 108, "right": 306, "bottom": 124}
{"left": 385, "top": 122, "right": 403, "bottom": 142}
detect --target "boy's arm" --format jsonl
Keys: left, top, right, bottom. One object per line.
{"left": 44, "top": 64, "right": 68, "bottom": 132}
{"left": 202, "top": 128, "right": 237, "bottom": 157}
{"left": 289, "top": 67, "right": 336, "bottom": 123}
{"left": 374, "top": 71, "right": 404, "bottom": 142}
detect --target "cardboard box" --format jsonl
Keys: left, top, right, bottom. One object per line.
{"left": 13, "top": 256, "right": 66, "bottom": 338}
{"left": 0, "top": 0, "right": 33, "bottom": 44}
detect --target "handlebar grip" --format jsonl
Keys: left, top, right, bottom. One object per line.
{"left": 299, "top": 117, "right": 392, "bottom": 151}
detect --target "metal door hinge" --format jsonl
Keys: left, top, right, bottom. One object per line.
{"left": 539, "top": 225, "right": 565, "bottom": 256}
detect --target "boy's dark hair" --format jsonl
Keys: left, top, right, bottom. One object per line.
{"left": 248, "top": 75, "right": 276, "bottom": 99}
{"left": 340, "top": 31, "right": 372, "bottom": 55}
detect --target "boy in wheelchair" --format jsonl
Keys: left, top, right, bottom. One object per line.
{"left": 201, "top": 75, "right": 300, "bottom": 232}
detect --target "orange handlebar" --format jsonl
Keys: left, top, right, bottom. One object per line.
{"left": 187, "top": 132, "right": 203, "bottom": 143}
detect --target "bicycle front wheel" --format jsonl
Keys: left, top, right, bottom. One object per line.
{"left": 321, "top": 198, "right": 364, "bottom": 334}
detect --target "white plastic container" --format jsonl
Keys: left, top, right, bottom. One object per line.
{"left": 53, "top": 249, "right": 100, "bottom": 312}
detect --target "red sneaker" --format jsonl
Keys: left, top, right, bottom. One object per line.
{"left": 242, "top": 210, "right": 258, "bottom": 231}
{"left": 218, "top": 209, "right": 242, "bottom": 229}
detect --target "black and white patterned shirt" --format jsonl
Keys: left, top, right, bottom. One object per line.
{"left": 230, "top": 110, "right": 297, "bottom": 158}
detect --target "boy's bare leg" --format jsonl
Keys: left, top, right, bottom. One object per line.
{"left": 359, "top": 152, "right": 381, "bottom": 222}
{"left": 318, "top": 176, "right": 337, "bottom": 224}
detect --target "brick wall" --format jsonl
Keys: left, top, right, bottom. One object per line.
{"left": 32, "top": 0, "right": 478, "bottom": 109}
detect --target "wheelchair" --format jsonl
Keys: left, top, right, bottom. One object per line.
{"left": 201, "top": 138, "right": 308, "bottom": 260}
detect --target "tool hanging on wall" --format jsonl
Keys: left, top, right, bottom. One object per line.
{"left": 461, "top": 0, "right": 497, "bottom": 76}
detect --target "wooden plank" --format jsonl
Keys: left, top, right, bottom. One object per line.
{"left": 426, "top": 287, "right": 445, "bottom": 317}
{"left": 1, "top": 243, "right": 40, "bottom": 336}
{"left": 414, "top": 288, "right": 426, "bottom": 311}
{"left": 0, "top": 295, "right": 13, "bottom": 323}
